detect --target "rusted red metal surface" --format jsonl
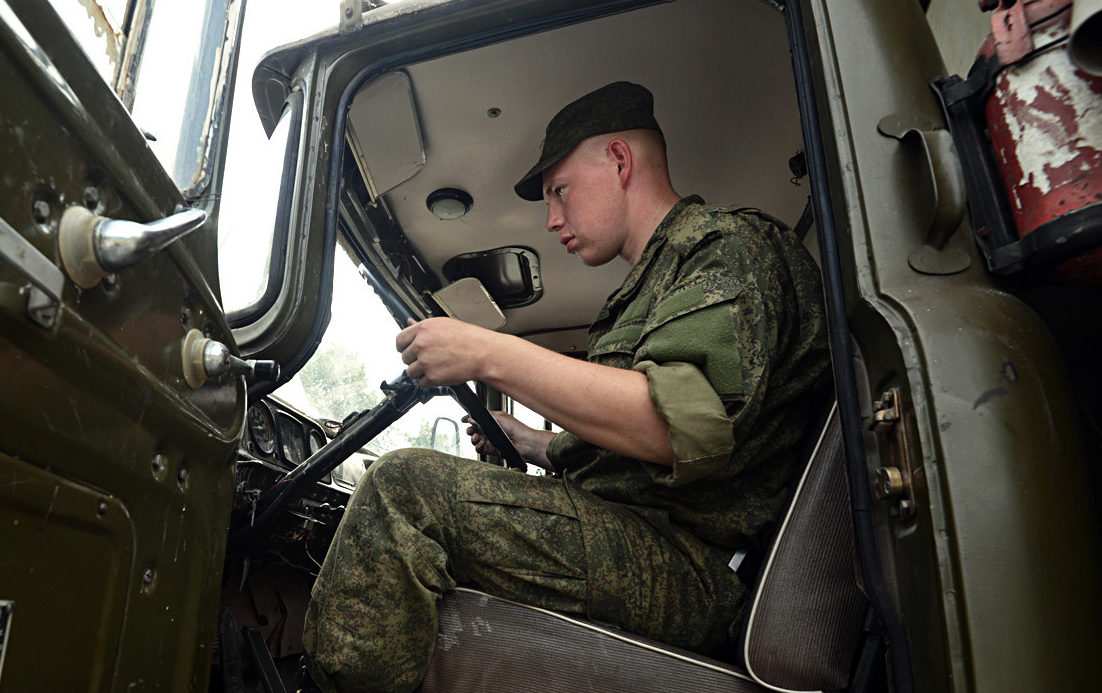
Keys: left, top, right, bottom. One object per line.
{"left": 980, "top": 1, "right": 1102, "bottom": 283}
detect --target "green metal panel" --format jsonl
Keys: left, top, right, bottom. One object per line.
{"left": 809, "top": 0, "right": 1102, "bottom": 691}
{"left": 0, "top": 3, "right": 243, "bottom": 691}
{"left": 0, "top": 456, "right": 133, "bottom": 692}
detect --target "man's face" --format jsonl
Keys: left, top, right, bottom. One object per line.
{"left": 541, "top": 139, "right": 627, "bottom": 267}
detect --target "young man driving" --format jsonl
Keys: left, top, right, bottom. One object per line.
{"left": 303, "top": 81, "right": 828, "bottom": 693}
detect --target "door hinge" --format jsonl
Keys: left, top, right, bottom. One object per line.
{"left": 869, "top": 387, "right": 918, "bottom": 521}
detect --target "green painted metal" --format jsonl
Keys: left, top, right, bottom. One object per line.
{"left": 0, "top": 2, "right": 244, "bottom": 691}
{"left": 803, "top": 0, "right": 1102, "bottom": 691}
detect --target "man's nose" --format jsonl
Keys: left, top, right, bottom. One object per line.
{"left": 545, "top": 205, "right": 563, "bottom": 232}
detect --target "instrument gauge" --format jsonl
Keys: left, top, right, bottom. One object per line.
{"left": 246, "top": 404, "right": 276, "bottom": 455}
{"left": 277, "top": 413, "right": 306, "bottom": 467}
{"left": 308, "top": 428, "right": 327, "bottom": 456}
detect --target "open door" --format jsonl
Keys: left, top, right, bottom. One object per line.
{"left": 0, "top": 1, "right": 246, "bottom": 690}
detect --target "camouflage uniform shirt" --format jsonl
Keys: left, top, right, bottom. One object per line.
{"left": 548, "top": 195, "right": 829, "bottom": 588}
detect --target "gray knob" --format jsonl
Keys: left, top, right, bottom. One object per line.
{"left": 201, "top": 339, "right": 280, "bottom": 381}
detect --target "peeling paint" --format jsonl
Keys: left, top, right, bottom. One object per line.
{"left": 75, "top": 0, "right": 124, "bottom": 68}
{"left": 993, "top": 55, "right": 1102, "bottom": 200}
{"left": 986, "top": 39, "right": 1102, "bottom": 242}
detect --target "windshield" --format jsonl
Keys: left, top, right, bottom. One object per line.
{"left": 273, "top": 241, "right": 479, "bottom": 459}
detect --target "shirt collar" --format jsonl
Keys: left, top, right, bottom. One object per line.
{"left": 607, "top": 195, "right": 705, "bottom": 304}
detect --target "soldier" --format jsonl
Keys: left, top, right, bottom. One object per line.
{"left": 302, "top": 81, "right": 829, "bottom": 692}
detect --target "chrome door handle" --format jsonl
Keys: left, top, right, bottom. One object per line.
{"left": 59, "top": 206, "right": 207, "bottom": 288}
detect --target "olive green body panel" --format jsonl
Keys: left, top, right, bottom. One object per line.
{"left": 0, "top": 5, "right": 243, "bottom": 692}
{"left": 0, "top": 456, "right": 133, "bottom": 692}
{"left": 810, "top": 1, "right": 1102, "bottom": 691}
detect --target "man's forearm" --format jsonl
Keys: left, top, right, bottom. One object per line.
{"left": 480, "top": 333, "right": 675, "bottom": 466}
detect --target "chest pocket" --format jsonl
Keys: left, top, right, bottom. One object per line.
{"left": 587, "top": 291, "right": 653, "bottom": 367}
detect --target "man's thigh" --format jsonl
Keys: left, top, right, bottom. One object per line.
{"left": 442, "top": 459, "right": 743, "bottom": 656}
{"left": 447, "top": 458, "right": 589, "bottom": 615}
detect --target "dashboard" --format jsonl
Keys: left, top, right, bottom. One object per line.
{"left": 245, "top": 401, "right": 332, "bottom": 473}
{"left": 231, "top": 398, "right": 371, "bottom": 571}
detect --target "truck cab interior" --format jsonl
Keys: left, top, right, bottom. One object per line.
{"left": 2, "top": 1, "right": 1101, "bottom": 692}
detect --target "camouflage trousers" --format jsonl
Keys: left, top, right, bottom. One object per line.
{"left": 303, "top": 449, "right": 745, "bottom": 692}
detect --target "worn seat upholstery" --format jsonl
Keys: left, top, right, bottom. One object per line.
{"left": 419, "top": 404, "right": 868, "bottom": 692}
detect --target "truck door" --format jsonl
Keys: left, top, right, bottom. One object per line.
{"left": 0, "top": 1, "right": 245, "bottom": 690}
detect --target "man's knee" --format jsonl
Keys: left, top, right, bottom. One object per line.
{"left": 361, "top": 448, "right": 451, "bottom": 501}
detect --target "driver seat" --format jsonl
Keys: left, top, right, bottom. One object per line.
{"left": 418, "top": 402, "right": 871, "bottom": 692}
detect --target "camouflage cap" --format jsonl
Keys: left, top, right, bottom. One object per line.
{"left": 513, "top": 81, "right": 662, "bottom": 201}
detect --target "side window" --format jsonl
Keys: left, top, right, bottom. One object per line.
{"left": 218, "top": 94, "right": 300, "bottom": 317}
{"left": 47, "top": 0, "right": 245, "bottom": 194}
{"left": 217, "top": 2, "right": 331, "bottom": 316}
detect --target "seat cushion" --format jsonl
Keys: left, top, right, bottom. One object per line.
{"left": 420, "top": 588, "right": 766, "bottom": 693}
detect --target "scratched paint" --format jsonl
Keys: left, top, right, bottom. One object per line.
{"left": 986, "top": 45, "right": 1102, "bottom": 234}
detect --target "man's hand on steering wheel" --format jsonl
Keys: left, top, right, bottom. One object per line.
{"left": 463, "top": 412, "right": 555, "bottom": 472}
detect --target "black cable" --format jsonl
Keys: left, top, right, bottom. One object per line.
{"left": 783, "top": 2, "right": 914, "bottom": 691}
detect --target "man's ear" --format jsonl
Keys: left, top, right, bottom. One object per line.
{"left": 607, "top": 138, "right": 632, "bottom": 186}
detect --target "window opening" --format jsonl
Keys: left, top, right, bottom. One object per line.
{"left": 217, "top": 1, "right": 333, "bottom": 316}
{"left": 272, "top": 239, "right": 478, "bottom": 460}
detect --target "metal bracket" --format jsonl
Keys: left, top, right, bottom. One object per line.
{"left": 0, "top": 215, "right": 64, "bottom": 328}
{"left": 869, "top": 388, "right": 917, "bottom": 521}
{"left": 338, "top": 0, "right": 365, "bottom": 33}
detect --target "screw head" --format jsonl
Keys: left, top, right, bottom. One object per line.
{"left": 82, "top": 186, "right": 100, "bottom": 209}
{"left": 142, "top": 568, "right": 155, "bottom": 585}
{"left": 32, "top": 200, "right": 50, "bottom": 223}
{"left": 151, "top": 454, "right": 167, "bottom": 479}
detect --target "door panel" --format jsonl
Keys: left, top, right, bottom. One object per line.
{"left": 0, "top": 3, "right": 243, "bottom": 691}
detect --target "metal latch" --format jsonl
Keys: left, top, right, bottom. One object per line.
{"left": 0, "top": 215, "right": 65, "bottom": 328}
{"left": 180, "top": 329, "right": 279, "bottom": 389}
{"left": 869, "top": 387, "right": 917, "bottom": 520}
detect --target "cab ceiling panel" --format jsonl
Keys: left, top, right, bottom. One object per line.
{"left": 352, "top": 0, "right": 804, "bottom": 336}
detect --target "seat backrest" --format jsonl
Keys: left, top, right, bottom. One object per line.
{"left": 739, "top": 403, "right": 869, "bottom": 691}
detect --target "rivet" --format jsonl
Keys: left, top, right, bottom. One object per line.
{"left": 151, "top": 454, "right": 167, "bottom": 479}
{"left": 142, "top": 568, "right": 155, "bottom": 585}
{"left": 82, "top": 186, "right": 100, "bottom": 209}
{"left": 32, "top": 200, "right": 50, "bottom": 223}
{"left": 177, "top": 468, "right": 189, "bottom": 485}
{"left": 97, "top": 500, "right": 108, "bottom": 515}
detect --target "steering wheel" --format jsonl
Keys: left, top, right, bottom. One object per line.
{"left": 447, "top": 383, "right": 525, "bottom": 469}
